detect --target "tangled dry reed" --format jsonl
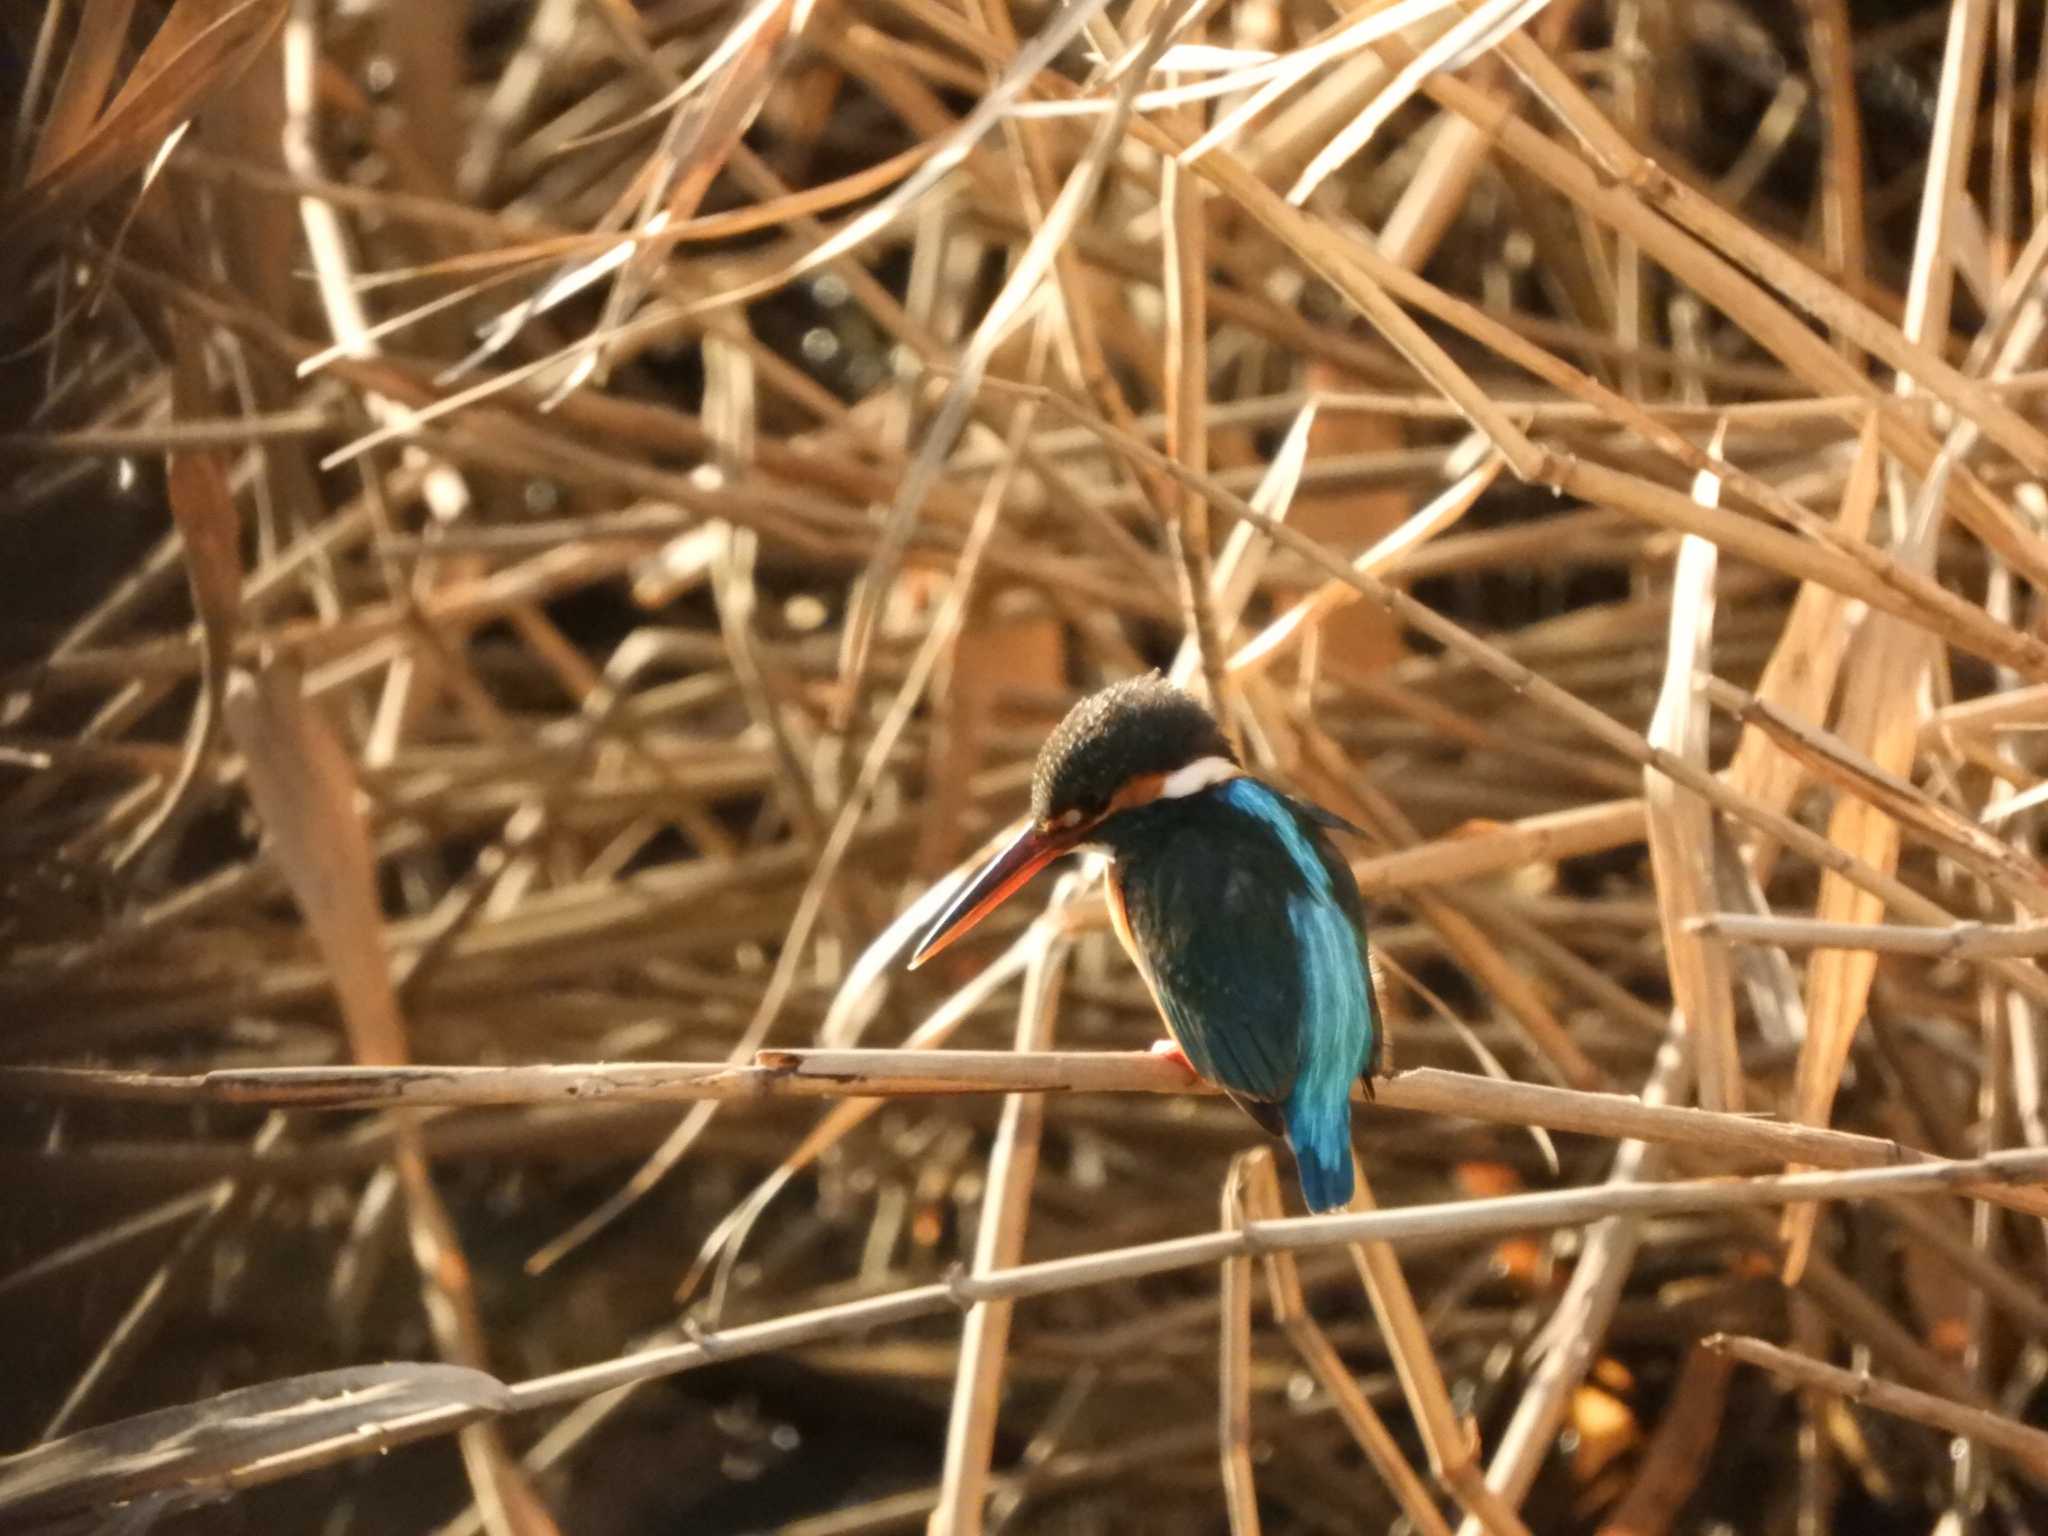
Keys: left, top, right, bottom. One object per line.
{"left": 3, "top": 0, "right": 2048, "bottom": 1531}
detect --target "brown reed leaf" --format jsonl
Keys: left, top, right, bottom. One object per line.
{"left": 222, "top": 663, "right": 404, "bottom": 1062}
{"left": 1642, "top": 457, "right": 1737, "bottom": 1113}
{"left": 220, "top": 666, "right": 556, "bottom": 1535}
{"left": 1721, "top": 414, "right": 1882, "bottom": 877}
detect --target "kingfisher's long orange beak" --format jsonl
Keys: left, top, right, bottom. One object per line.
{"left": 908, "top": 821, "right": 1085, "bottom": 969}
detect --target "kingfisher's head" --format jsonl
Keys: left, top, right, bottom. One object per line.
{"left": 909, "top": 676, "right": 1237, "bottom": 967}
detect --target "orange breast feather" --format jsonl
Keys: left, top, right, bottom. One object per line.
{"left": 1105, "top": 868, "right": 1187, "bottom": 1049}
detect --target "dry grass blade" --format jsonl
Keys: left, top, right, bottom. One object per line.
{"left": 1180, "top": 0, "right": 1464, "bottom": 162}
{"left": 23, "top": 0, "right": 140, "bottom": 185}
{"left": 1485, "top": 28, "right": 2048, "bottom": 489}
{"left": 1286, "top": 0, "right": 1551, "bottom": 204}
{"left": 222, "top": 664, "right": 405, "bottom": 1060}
{"left": 1707, "top": 676, "right": 2048, "bottom": 915}
{"left": 1162, "top": 35, "right": 1227, "bottom": 718}
{"left": 1351, "top": 799, "right": 1646, "bottom": 896}
{"left": 1782, "top": 472, "right": 1947, "bottom": 1278}
{"left": 569, "top": 0, "right": 812, "bottom": 396}
{"left": 1228, "top": 447, "right": 1496, "bottom": 677}
{"left": 837, "top": 0, "right": 1167, "bottom": 697}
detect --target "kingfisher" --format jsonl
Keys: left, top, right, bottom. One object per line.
{"left": 909, "top": 675, "right": 1383, "bottom": 1212}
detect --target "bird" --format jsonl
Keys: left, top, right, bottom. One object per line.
{"left": 908, "top": 674, "right": 1383, "bottom": 1212}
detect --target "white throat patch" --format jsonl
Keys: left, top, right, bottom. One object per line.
{"left": 1158, "top": 755, "right": 1240, "bottom": 800}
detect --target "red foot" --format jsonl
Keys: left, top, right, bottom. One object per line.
{"left": 1149, "top": 1038, "right": 1197, "bottom": 1078}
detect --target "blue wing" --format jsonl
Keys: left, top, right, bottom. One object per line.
{"left": 1224, "top": 781, "right": 1380, "bottom": 1210}
{"left": 1112, "top": 778, "right": 1381, "bottom": 1156}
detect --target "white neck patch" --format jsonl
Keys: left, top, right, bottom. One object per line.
{"left": 1158, "top": 755, "right": 1240, "bottom": 800}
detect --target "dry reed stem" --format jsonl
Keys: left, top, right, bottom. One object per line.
{"left": 1776, "top": 0, "right": 1999, "bottom": 1283}
{"left": 1705, "top": 677, "right": 2048, "bottom": 918}
{"left": 1236, "top": 1150, "right": 1454, "bottom": 1536}
{"left": 1217, "top": 1157, "right": 1262, "bottom": 1536}
{"left": 1346, "top": 1162, "right": 1533, "bottom": 1536}
{"left": 1691, "top": 913, "right": 2048, "bottom": 960}
{"left": 928, "top": 898, "right": 1072, "bottom": 1536}
{"left": 1706, "top": 1334, "right": 2048, "bottom": 1491}
{"left": 1717, "top": 418, "right": 1887, "bottom": 877}
{"left": 13, "top": 1053, "right": 2048, "bottom": 1221}
{"left": 1481, "top": 30, "right": 2048, "bottom": 487}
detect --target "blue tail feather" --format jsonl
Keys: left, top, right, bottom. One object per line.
{"left": 1284, "top": 1090, "right": 1355, "bottom": 1213}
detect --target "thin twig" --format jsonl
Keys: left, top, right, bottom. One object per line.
{"left": 1690, "top": 913, "right": 2048, "bottom": 959}
{"left": 1706, "top": 1334, "right": 2048, "bottom": 1490}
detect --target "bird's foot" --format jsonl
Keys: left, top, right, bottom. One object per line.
{"left": 1149, "top": 1038, "right": 1196, "bottom": 1078}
